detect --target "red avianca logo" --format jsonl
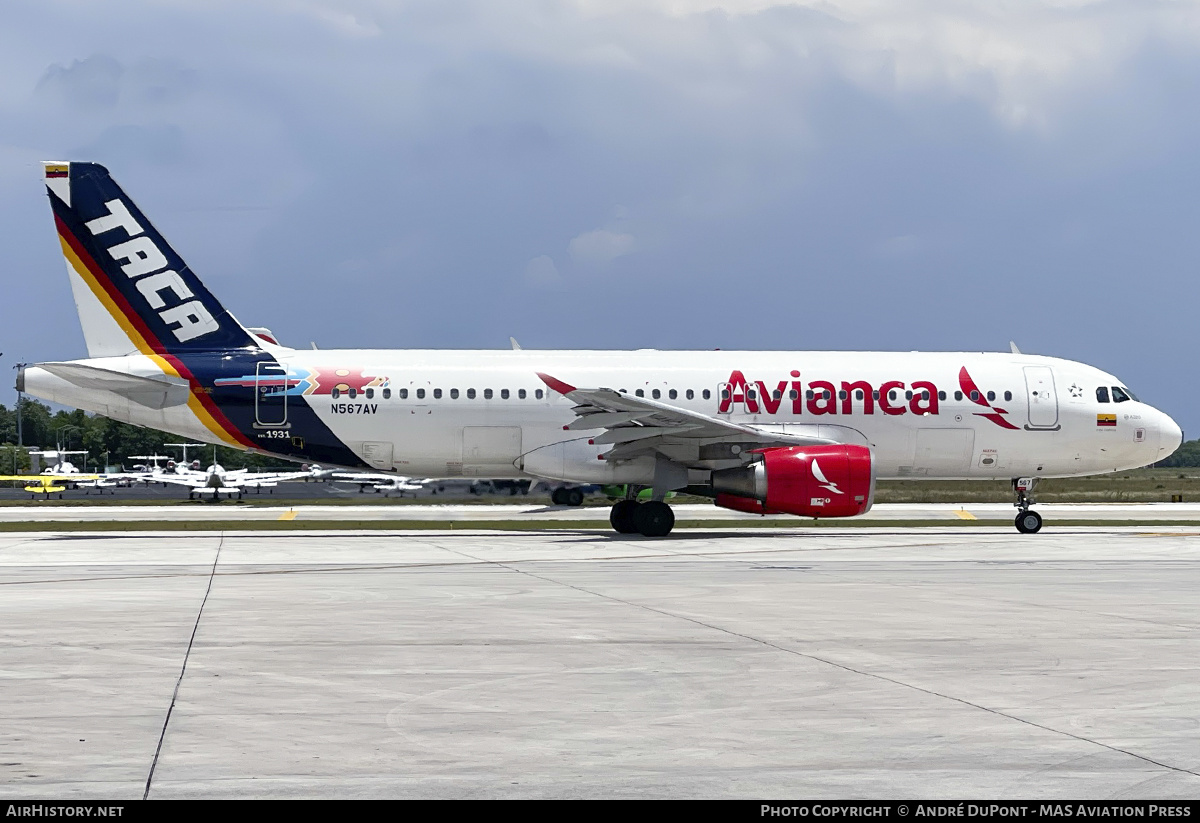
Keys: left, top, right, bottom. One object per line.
{"left": 958, "top": 367, "right": 1018, "bottom": 430}
{"left": 717, "top": 367, "right": 1017, "bottom": 429}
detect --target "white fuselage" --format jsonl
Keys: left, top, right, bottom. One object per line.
{"left": 23, "top": 349, "right": 1182, "bottom": 484}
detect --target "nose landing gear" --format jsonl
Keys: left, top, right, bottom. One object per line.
{"left": 1013, "top": 478, "right": 1042, "bottom": 534}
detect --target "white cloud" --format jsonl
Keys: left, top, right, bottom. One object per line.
{"left": 568, "top": 229, "right": 636, "bottom": 267}
{"left": 524, "top": 254, "right": 561, "bottom": 285}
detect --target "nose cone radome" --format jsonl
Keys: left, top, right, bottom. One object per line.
{"left": 1157, "top": 410, "right": 1184, "bottom": 459}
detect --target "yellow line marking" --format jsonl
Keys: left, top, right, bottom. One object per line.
{"left": 278, "top": 510, "right": 297, "bottom": 521}
{"left": 953, "top": 508, "right": 977, "bottom": 520}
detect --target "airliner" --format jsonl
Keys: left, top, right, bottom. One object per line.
{"left": 19, "top": 162, "right": 1183, "bottom": 535}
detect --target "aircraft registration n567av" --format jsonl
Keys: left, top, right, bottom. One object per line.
{"left": 20, "top": 162, "right": 1183, "bottom": 535}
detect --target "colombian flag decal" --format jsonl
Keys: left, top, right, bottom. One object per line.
{"left": 1097, "top": 414, "right": 1117, "bottom": 427}
{"left": 45, "top": 164, "right": 68, "bottom": 178}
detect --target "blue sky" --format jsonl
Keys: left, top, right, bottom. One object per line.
{"left": 2, "top": 1, "right": 1198, "bottom": 435}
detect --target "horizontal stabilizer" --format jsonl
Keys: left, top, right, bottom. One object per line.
{"left": 38, "top": 362, "right": 190, "bottom": 410}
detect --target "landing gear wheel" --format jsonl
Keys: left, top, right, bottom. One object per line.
{"left": 551, "top": 487, "right": 566, "bottom": 505}
{"left": 610, "top": 500, "right": 639, "bottom": 534}
{"left": 634, "top": 501, "right": 675, "bottom": 537}
{"left": 565, "top": 488, "right": 584, "bottom": 507}
{"left": 1015, "top": 510, "right": 1043, "bottom": 534}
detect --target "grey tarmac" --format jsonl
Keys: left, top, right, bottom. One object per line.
{"left": 1, "top": 526, "right": 1198, "bottom": 799}
{"left": 0, "top": 501, "right": 1198, "bottom": 522}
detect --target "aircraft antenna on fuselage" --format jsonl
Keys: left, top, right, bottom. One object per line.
{"left": 1010, "top": 341, "right": 1022, "bottom": 354}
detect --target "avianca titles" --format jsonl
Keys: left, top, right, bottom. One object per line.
{"left": 20, "top": 162, "right": 1183, "bottom": 536}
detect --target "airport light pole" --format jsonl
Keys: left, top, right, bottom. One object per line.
{"left": 13, "top": 362, "right": 23, "bottom": 449}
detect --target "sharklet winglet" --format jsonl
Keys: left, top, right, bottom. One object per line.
{"left": 537, "top": 373, "right": 576, "bottom": 395}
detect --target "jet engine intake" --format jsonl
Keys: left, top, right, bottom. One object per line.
{"left": 712, "top": 444, "right": 875, "bottom": 518}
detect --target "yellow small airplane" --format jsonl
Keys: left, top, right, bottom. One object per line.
{"left": 0, "top": 474, "right": 100, "bottom": 498}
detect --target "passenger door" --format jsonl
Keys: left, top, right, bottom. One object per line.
{"left": 1024, "top": 366, "right": 1059, "bottom": 430}
{"left": 254, "top": 362, "right": 288, "bottom": 428}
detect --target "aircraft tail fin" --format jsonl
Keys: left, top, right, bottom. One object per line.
{"left": 43, "top": 161, "right": 257, "bottom": 358}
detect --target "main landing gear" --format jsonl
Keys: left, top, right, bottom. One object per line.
{"left": 1013, "top": 478, "right": 1042, "bottom": 534}
{"left": 551, "top": 486, "right": 585, "bottom": 507}
{"left": 609, "top": 497, "right": 675, "bottom": 537}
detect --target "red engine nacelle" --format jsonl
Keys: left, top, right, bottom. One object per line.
{"left": 712, "top": 444, "right": 875, "bottom": 519}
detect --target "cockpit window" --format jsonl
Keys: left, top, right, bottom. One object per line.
{"left": 1111, "top": 386, "right": 1131, "bottom": 403}
{"left": 1120, "top": 386, "right": 1138, "bottom": 402}
{"left": 1096, "top": 387, "right": 1110, "bottom": 403}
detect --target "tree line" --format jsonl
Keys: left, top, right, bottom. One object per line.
{"left": 0, "top": 399, "right": 291, "bottom": 473}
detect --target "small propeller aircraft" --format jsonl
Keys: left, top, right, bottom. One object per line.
{"left": 0, "top": 472, "right": 100, "bottom": 499}
{"left": 147, "top": 447, "right": 317, "bottom": 501}
{"left": 331, "top": 471, "right": 433, "bottom": 497}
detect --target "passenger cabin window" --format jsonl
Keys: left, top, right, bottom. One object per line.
{"left": 720, "top": 388, "right": 729, "bottom": 400}
{"left": 433, "top": 389, "right": 442, "bottom": 399}
{"left": 774, "top": 389, "right": 783, "bottom": 400}
{"left": 686, "top": 389, "right": 694, "bottom": 400}
{"left": 969, "top": 391, "right": 979, "bottom": 401}
{"left": 417, "top": 388, "right": 425, "bottom": 399}
{"left": 518, "top": 389, "right": 526, "bottom": 399}
{"left": 535, "top": 389, "right": 544, "bottom": 399}
{"left": 467, "top": 388, "right": 476, "bottom": 399}
{"left": 396, "top": 389, "right": 404, "bottom": 399}
{"left": 450, "top": 389, "right": 459, "bottom": 399}
{"left": 484, "top": 389, "right": 492, "bottom": 399}
{"left": 1111, "top": 386, "right": 1131, "bottom": 403}
{"left": 703, "top": 389, "right": 711, "bottom": 400}
{"left": 1004, "top": 391, "right": 1012, "bottom": 401}
{"left": 652, "top": 389, "right": 661, "bottom": 399}
{"left": 501, "top": 389, "right": 509, "bottom": 399}
{"left": 332, "top": 388, "right": 341, "bottom": 399}
{"left": 348, "top": 388, "right": 357, "bottom": 399}
{"left": 365, "top": 388, "right": 374, "bottom": 399}
{"left": 937, "top": 391, "right": 946, "bottom": 401}
{"left": 986, "top": 391, "right": 995, "bottom": 402}
{"left": 669, "top": 389, "right": 678, "bottom": 400}
{"left": 636, "top": 389, "right": 645, "bottom": 397}
{"left": 954, "top": 391, "right": 963, "bottom": 401}
{"left": 1097, "top": 387, "right": 1110, "bottom": 403}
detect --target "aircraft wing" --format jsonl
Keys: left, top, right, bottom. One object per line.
{"left": 149, "top": 473, "right": 211, "bottom": 488}
{"left": 537, "top": 372, "right": 851, "bottom": 466}
{"left": 0, "top": 474, "right": 100, "bottom": 482}
{"left": 332, "top": 471, "right": 410, "bottom": 483}
{"left": 36, "top": 362, "right": 190, "bottom": 410}
{"left": 242, "top": 471, "right": 312, "bottom": 484}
